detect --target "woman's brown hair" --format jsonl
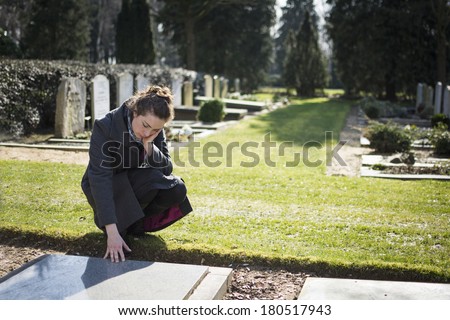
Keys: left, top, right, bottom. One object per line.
{"left": 126, "top": 85, "right": 174, "bottom": 121}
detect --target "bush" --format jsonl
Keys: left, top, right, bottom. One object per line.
{"left": 359, "top": 96, "right": 408, "bottom": 119}
{"left": 431, "top": 113, "right": 450, "bottom": 128}
{"left": 366, "top": 121, "right": 412, "bottom": 154}
{"left": 197, "top": 99, "right": 225, "bottom": 123}
{"left": 429, "top": 123, "right": 450, "bottom": 156}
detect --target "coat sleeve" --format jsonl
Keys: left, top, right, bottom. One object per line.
{"left": 86, "top": 117, "right": 117, "bottom": 227}
{"left": 144, "top": 129, "right": 173, "bottom": 176}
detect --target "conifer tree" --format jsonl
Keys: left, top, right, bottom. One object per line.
{"left": 21, "top": 0, "right": 90, "bottom": 61}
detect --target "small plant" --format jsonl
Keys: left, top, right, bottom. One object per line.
{"left": 366, "top": 121, "right": 412, "bottom": 154}
{"left": 371, "top": 163, "right": 387, "bottom": 170}
{"left": 197, "top": 99, "right": 225, "bottom": 123}
{"left": 431, "top": 113, "right": 450, "bottom": 128}
{"left": 429, "top": 123, "right": 450, "bottom": 156}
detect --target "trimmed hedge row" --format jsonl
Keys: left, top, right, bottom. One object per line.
{"left": 0, "top": 59, "right": 194, "bottom": 137}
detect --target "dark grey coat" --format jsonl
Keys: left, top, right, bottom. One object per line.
{"left": 81, "top": 104, "right": 192, "bottom": 233}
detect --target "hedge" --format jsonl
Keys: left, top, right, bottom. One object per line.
{"left": 0, "top": 58, "right": 195, "bottom": 137}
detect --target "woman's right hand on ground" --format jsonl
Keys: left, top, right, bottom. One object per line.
{"left": 104, "top": 224, "right": 131, "bottom": 262}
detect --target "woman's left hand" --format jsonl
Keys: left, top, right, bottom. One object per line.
{"left": 142, "top": 129, "right": 161, "bottom": 153}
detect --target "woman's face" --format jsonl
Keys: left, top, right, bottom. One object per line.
{"left": 131, "top": 112, "right": 166, "bottom": 141}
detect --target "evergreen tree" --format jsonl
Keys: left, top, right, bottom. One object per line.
{"left": 326, "top": 0, "right": 440, "bottom": 100}
{"left": 275, "top": 0, "right": 317, "bottom": 77}
{"left": 21, "top": 0, "right": 90, "bottom": 61}
{"left": 157, "top": 0, "right": 275, "bottom": 91}
{"left": 116, "top": 0, "right": 155, "bottom": 64}
{"left": 283, "top": 11, "right": 327, "bottom": 96}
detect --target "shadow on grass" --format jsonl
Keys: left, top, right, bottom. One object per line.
{"left": 251, "top": 99, "right": 351, "bottom": 145}
{"left": 1, "top": 227, "right": 449, "bottom": 283}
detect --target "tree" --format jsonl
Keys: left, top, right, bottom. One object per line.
{"left": 326, "top": 0, "right": 442, "bottom": 100}
{"left": 157, "top": 0, "right": 275, "bottom": 91}
{"left": 275, "top": 0, "right": 317, "bottom": 78}
{"left": 283, "top": 11, "right": 327, "bottom": 96}
{"left": 116, "top": 0, "right": 155, "bottom": 64}
{"left": 88, "top": 0, "right": 122, "bottom": 63}
{"left": 21, "top": 0, "right": 90, "bottom": 61}
{"left": 195, "top": 0, "right": 276, "bottom": 90}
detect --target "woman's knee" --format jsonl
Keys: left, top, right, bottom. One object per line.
{"left": 171, "top": 180, "right": 187, "bottom": 203}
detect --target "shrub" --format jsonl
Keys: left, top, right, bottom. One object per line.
{"left": 429, "top": 123, "right": 450, "bottom": 156}
{"left": 431, "top": 113, "right": 450, "bottom": 128}
{"left": 197, "top": 99, "right": 225, "bottom": 123}
{"left": 366, "top": 121, "right": 412, "bottom": 154}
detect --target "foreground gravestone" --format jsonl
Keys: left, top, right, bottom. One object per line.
{"left": 0, "top": 254, "right": 231, "bottom": 300}
{"left": 54, "top": 78, "right": 86, "bottom": 138}
{"left": 90, "top": 74, "right": 110, "bottom": 125}
{"left": 298, "top": 277, "right": 450, "bottom": 300}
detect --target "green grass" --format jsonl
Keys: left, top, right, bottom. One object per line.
{"left": 1, "top": 97, "right": 449, "bottom": 281}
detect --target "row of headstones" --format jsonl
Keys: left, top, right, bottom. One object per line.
{"left": 202, "top": 74, "right": 240, "bottom": 99}
{"left": 416, "top": 82, "right": 450, "bottom": 116}
{"left": 55, "top": 72, "right": 239, "bottom": 138}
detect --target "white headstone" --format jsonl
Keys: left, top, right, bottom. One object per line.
{"left": 135, "top": 74, "right": 150, "bottom": 92}
{"left": 213, "top": 75, "right": 220, "bottom": 98}
{"left": 183, "top": 81, "right": 193, "bottom": 107}
{"left": 204, "top": 74, "right": 213, "bottom": 98}
{"left": 91, "top": 74, "right": 110, "bottom": 124}
{"left": 55, "top": 78, "right": 86, "bottom": 138}
{"left": 116, "top": 72, "right": 134, "bottom": 106}
{"left": 172, "top": 78, "right": 183, "bottom": 106}
{"left": 220, "top": 78, "right": 228, "bottom": 98}
{"left": 434, "top": 82, "right": 443, "bottom": 114}
{"left": 416, "top": 83, "right": 424, "bottom": 113}
{"left": 234, "top": 78, "right": 240, "bottom": 93}
{"left": 443, "top": 86, "right": 450, "bottom": 117}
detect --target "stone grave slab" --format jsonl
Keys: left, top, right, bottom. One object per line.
{"left": 0, "top": 254, "right": 223, "bottom": 300}
{"left": 298, "top": 277, "right": 450, "bottom": 300}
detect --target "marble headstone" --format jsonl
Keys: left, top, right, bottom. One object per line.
{"left": 116, "top": 72, "right": 134, "bottom": 106}
{"left": 220, "top": 78, "right": 228, "bottom": 98}
{"left": 204, "top": 74, "right": 213, "bottom": 98}
{"left": 0, "top": 254, "right": 209, "bottom": 300}
{"left": 416, "top": 83, "right": 424, "bottom": 113}
{"left": 183, "top": 80, "right": 193, "bottom": 107}
{"left": 443, "top": 86, "right": 450, "bottom": 117}
{"left": 135, "top": 74, "right": 150, "bottom": 92}
{"left": 55, "top": 78, "right": 86, "bottom": 138}
{"left": 90, "top": 74, "right": 110, "bottom": 125}
{"left": 171, "top": 78, "right": 183, "bottom": 107}
{"left": 213, "top": 75, "right": 221, "bottom": 99}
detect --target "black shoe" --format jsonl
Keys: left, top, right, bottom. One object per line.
{"left": 127, "top": 218, "right": 145, "bottom": 237}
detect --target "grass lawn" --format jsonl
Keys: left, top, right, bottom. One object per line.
{"left": 1, "top": 97, "right": 449, "bottom": 281}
